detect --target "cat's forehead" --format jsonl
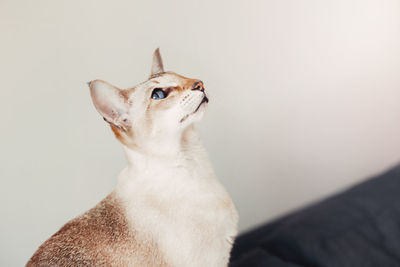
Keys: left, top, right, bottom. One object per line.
{"left": 148, "top": 71, "right": 190, "bottom": 85}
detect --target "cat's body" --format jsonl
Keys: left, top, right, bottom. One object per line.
{"left": 27, "top": 49, "right": 238, "bottom": 267}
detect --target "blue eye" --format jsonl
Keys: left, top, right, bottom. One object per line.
{"left": 151, "top": 88, "right": 167, "bottom": 100}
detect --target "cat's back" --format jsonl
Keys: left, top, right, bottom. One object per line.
{"left": 27, "top": 192, "right": 166, "bottom": 267}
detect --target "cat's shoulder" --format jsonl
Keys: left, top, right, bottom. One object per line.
{"left": 26, "top": 193, "right": 136, "bottom": 266}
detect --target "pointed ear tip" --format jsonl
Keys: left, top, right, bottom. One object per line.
{"left": 88, "top": 80, "right": 103, "bottom": 93}
{"left": 89, "top": 79, "right": 109, "bottom": 88}
{"left": 150, "top": 47, "right": 164, "bottom": 75}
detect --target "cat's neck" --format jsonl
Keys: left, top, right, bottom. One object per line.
{"left": 121, "top": 125, "right": 208, "bottom": 179}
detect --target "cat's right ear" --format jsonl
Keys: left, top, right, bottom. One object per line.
{"left": 89, "top": 80, "right": 131, "bottom": 131}
{"left": 150, "top": 48, "right": 164, "bottom": 76}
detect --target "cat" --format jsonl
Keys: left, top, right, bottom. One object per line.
{"left": 27, "top": 48, "right": 238, "bottom": 267}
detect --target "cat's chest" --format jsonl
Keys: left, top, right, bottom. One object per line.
{"left": 154, "top": 197, "right": 237, "bottom": 267}
{"left": 117, "top": 166, "right": 238, "bottom": 266}
{"left": 133, "top": 190, "right": 237, "bottom": 267}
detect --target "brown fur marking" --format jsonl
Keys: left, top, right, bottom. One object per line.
{"left": 27, "top": 193, "right": 168, "bottom": 266}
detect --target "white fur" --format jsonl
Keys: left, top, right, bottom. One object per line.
{"left": 116, "top": 128, "right": 238, "bottom": 267}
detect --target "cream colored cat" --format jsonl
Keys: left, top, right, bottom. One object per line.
{"left": 27, "top": 49, "right": 238, "bottom": 267}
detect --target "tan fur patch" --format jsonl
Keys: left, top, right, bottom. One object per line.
{"left": 27, "top": 193, "right": 168, "bottom": 266}
{"left": 110, "top": 125, "right": 135, "bottom": 148}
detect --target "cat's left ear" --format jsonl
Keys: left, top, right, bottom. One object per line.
{"left": 150, "top": 48, "right": 164, "bottom": 76}
{"left": 89, "top": 80, "right": 131, "bottom": 131}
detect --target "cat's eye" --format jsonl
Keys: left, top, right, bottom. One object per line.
{"left": 151, "top": 88, "right": 167, "bottom": 100}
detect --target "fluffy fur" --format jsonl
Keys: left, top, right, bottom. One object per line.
{"left": 27, "top": 49, "right": 238, "bottom": 267}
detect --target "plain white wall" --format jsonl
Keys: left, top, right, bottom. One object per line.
{"left": 1, "top": 0, "right": 400, "bottom": 265}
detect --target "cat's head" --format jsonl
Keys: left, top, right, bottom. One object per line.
{"left": 89, "top": 49, "right": 208, "bottom": 150}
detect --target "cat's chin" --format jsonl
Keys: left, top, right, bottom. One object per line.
{"left": 179, "top": 102, "right": 207, "bottom": 124}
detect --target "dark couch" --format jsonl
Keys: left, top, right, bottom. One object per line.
{"left": 229, "top": 164, "right": 400, "bottom": 267}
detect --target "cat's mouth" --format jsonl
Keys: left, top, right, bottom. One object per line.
{"left": 180, "top": 95, "right": 209, "bottom": 123}
{"left": 195, "top": 96, "right": 209, "bottom": 112}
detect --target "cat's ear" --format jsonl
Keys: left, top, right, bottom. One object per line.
{"left": 89, "top": 80, "right": 131, "bottom": 131}
{"left": 150, "top": 48, "right": 164, "bottom": 76}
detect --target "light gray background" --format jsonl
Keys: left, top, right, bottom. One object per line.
{"left": 1, "top": 0, "right": 400, "bottom": 265}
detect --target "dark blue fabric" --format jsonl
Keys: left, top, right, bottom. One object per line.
{"left": 230, "top": 164, "right": 400, "bottom": 267}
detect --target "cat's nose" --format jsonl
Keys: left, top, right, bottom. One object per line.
{"left": 191, "top": 81, "right": 204, "bottom": 92}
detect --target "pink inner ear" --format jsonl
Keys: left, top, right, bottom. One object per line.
{"left": 90, "top": 80, "right": 129, "bottom": 127}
